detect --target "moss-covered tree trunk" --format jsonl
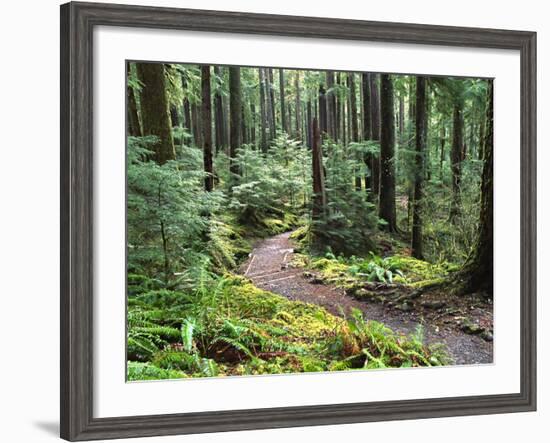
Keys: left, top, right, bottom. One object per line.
{"left": 450, "top": 102, "right": 464, "bottom": 221}
{"left": 136, "top": 63, "right": 175, "bottom": 164}
{"left": 378, "top": 74, "right": 397, "bottom": 232}
{"left": 201, "top": 65, "right": 214, "bottom": 192}
{"left": 213, "top": 66, "right": 226, "bottom": 154}
{"left": 439, "top": 124, "right": 446, "bottom": 181}
{"left": 455, "top": 81, "right": 493, "bottom": 296}
{"left": 347, "top": 73, "right": 361, "bottom": 190}
{"left": 279, "top": 69, "right": 286, "bottom": 134}
{"left": 181, "top": 73, "right": 192, "bottom": 139}
{"left": 294, "top": 72, "right": 302, "bottom": 141}
{"left": 306, "top": 100, "right": 313, "bottom": 148}
{"left": 412, "top": 76, "right": 427, "bottom": 259}
{"left": 361, "top": 73, "right": 372, "bottom": 193}
{"left": 326, "top": 71, "right": 337, "bottom": 140}
{"left": 126, "top": 62, "right": 142, "bottom": 137}
{"left": 318, "top": 84, "right": 327, "bottom": 137}
{"left": 259, "top": 68, "right": 268, "bottom": 152}
{"left": 311, "top": 117, "right": 326, "bottom": 221}
{"left": 370, "top": 74, "right": 381, "bottom": 199}
{"left": 267, "top": 68, "right": 276, "bottom": 140}
{"left": 229, "top": 67, "right": 242, "bottom": 179}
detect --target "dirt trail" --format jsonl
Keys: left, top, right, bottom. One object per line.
{"left": 240, "top": 231, "right": 493, "bottom": 365}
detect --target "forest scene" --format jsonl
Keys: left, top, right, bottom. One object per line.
{"left": 126, "top": 61, "right": 494, "bottom": 381}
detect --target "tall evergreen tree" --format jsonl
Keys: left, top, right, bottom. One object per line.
{"left": 229, "top": 67, "right": 242, "bottom": 179}
{"left": 454, "top": 81, "right": 493, "bottom": 295}
{"left": 378, "top": 74, "right": 397, "bottom": 232}
{"left": 279, "top": 68, "right": 286, "bottom": 133}
{"left": 136, "top": 63, "right": 175, "bottom": 164}
{"left": 311, "top": 117, "right": 326, "bottom": 221}
{"left": 450, "top": 102, "right": 464, "bottom": 221}
{"left": 370, "top": 74, "right": 381, "bottom": 198}
{"left": 412, "top": 77, "right": 427, "bottom": 258}
{"left": 201, "top": 65, "right": 214, "bottom": 192}
{"left": 213, "top": 66, "right": 226, "bottom": 153}
{"left": 126, "top": 62, "right": 141, "bottom": 137}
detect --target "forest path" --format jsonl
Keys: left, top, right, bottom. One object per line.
{"left": 240, "top": 231, "right": 492, "bottom": 366}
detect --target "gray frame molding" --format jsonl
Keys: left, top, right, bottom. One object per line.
{"left": 60, "top": 2, "right": 536, "bottom": 441}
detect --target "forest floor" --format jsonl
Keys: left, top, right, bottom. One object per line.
{"left": 240, "top": 231, "right": 493, "bottom": 365}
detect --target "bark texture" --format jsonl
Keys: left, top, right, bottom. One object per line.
{"left": 201, "top": 65, "right": 214, "bottom": 192}
{"left": 136, "top": 63, "right": 175, "bottom": 164}
{"left": 378, "top": 74, "right": 397, "bottom": 232}
{"left": 412, "top": 76, "right": 426, "bottom": 259}
{"left": 229, "top": 67, "right": 242, "bottom": 178}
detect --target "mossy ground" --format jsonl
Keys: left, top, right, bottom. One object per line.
{"left": 128, "top": 273, "right": 447, "bottom": 380}
{"left": 293, "top": 250, "right": 459, "bottom": 295}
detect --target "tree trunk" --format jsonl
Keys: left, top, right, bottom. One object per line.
{"left": 259, "top": 68, "right": 268, "bottom": 152}
{"left": 478, "top": 100, "right": 486, "bottom": 161}
{"left": 341, "top": 73, "right": 347, "bottom": 145}
{"left": 450, "top": 102, "right": 463, "bottom": 221}
{"left": 458, "top": 81, "right": 493, "bottom": 296}
{"left": 287, "top": 102, "right": 293, "bottom": 137}
{"left": 250, "top": 103, "right": 257, "bottom": 146}
{"left": 229, "top": 67, "right": 242, "bottom": 178}
{"left": 294, "top": 71, "right": 302, "bottom": 141}
{"left": 411, "top": 77, "right": 426, "bottom": 259}
{"left": 279, "top": 68, "right": 286, "bottom": 133}
{"left": 370, "top": 74, "right": 381, "bottom": 198}
{"left": 406, "top": 77, "right": 416, "bottom": 226}
{"left": 361, "top": 73, "right": 372, "bottom": 192}
{"left": 396, "top": 93, "right": 404, "bottom": 175}
{"left": 126, "top": 62, "right": 142, "bottom": 137}
{"left": 326, "top": 71, "right": 337, "bottom": 140}
{"left": 311, "top": 117, "right": 326, "bottom": 221}
{"left": 424, "top": 89, "right": 431, "bottom": 180}
{"left": 348, "top": 73, "right": 361, "bottom": 190}
{"left": 201, "top": 65, "right": 214, "bottom": 192}
{"left": 378, "top": 74, "right": 397, "bottom": 232}
{"left": 267, "top": 68, "right": 276, "bottom": 139}
{"left": 169, "top": 105, "right": 179, "bottom": 128}
{"left": 136, "top": 63, "right": 175, "bottom": 164}
{"left": 241, "top": 105, "right": 247, "bottom": 145}
{"left": 181, "top": 74, "right": 192, "bottom": 137}
{"left": 335, "top": 73, "right": 341, "bottom": 142}
{"left": 213, "top": 66, "right": 226, "bottom": 154}
{"left": 439, "top": 124, "right": 446, "bottom": 181}
{"left": 318, "top": 84, "right": 328, "bottom": 136}
{"left": 306, "top": 100, "right": 313, "bottom": 148}
{"left": 192, "top": 103, "right": 202, "bottom": 148}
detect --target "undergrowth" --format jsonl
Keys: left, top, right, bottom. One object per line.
{"left": 127, "top": 274, "right": 448, "bottom": 380}
{"left": 293, "top": 250, "right": 459, "bottom": 293}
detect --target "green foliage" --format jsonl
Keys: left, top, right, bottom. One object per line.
{"left": 347, "top": 253, "right": 405, "bottom": 284}
{"left": 127, "top": 273, "right": 446, "bottom": 379}
{"left": 327, "top": 309, "right": 448, "bottom": 368}
{"left": 216, "top": 134, "right": 310, "bottom": 231}
{"left": 127, "top": 361, "right": 187, "bottom": 381}
{"left": 126, "top": 65, "right": 489, "bottom": 381}
{"left": 127, "top": 136, "right": 221, "bottom": 283}
{"left": 310, "top": 140, "right": 379, "bottom": 256}
{"left": 308, "top": 252, "right": 457, "bottom": 290}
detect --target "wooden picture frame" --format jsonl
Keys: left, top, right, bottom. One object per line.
{"left": 60, "top": 1, "right": 536, "bottom": 440}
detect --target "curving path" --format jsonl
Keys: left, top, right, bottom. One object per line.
{"left": 240, "top": 231, "right": 493, "bottom": 365}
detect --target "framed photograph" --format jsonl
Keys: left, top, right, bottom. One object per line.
{"left": 60, "top": 1, "right": 536, "bottom": 440}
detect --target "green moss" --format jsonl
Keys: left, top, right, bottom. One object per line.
{"left": 207, "top": 218, "right": 252, "bottom": 271}
{"left": 127, "top": 361, "right": 188, "bottom": 381}
{"left": 409, "top": 277, "right": 447, "bottom": 289}
{"left": 128, "top": 273, "right": 448, "bottom": 379}
{"left": 302, "top": 253, "right": 456, "bottom": 292}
